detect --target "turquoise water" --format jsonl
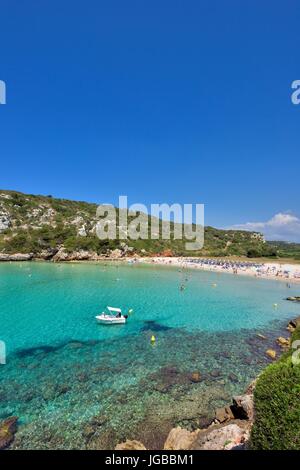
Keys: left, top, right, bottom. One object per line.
{"left": 0, "top": 262, "right": 299, "bottom": 449}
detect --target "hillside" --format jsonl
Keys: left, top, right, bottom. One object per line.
{"left": 268, "top": 241, "right": 300, "bottom": 261}
{"left": 0, "top": 190, "right": 277, "bottom": 260}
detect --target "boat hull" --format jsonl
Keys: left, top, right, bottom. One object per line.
{"left": 96, "top": 315, "right": 126, "bottom": 325}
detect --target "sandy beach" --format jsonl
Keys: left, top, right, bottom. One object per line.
{"left": 138, "top": 257, "right": 300, "bottom": 284}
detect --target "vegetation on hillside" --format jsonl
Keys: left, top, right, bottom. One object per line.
{"left": 268, "top": 241, "right": 300, "bottom": 261}
{"left": 0, "top": 189, "right": 284, "bottom": 258}
{"left": 251, "top": 326, "right": 300, "bottom": 450}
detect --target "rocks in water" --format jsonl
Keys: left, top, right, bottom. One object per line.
{"left": 287, "top": 316, "right": 300, "bottom": 332}
{"left": 286, "top": 296, "right": 300, "bottom": 302}
{"left": 164, "top": 427, "right": 200, "bottom": 450}
{"left": 222, "top": 351, "right": 231, "bottom": 359}
{"left": 42, "top": 385, "right": 58, "bottom": 402}
{"left": 82, "top": 424, "right": 96, "bottom": 440}
{"left": 151, "top": 366, "right": 189, "bottom": 393}
{"left": 243, "top": 356, "right": 253, "bottom": 365}
{"left": 210, "top": 369, "right": 221, "bottom": 378}
{"left": 154, "top": 383, "right": 171, "bottom": 394}
{"left": 56, "top": 384, "right": 70, "bottom": 396}
{"left": 266, "top": 349, "right": 276, "bottom": 359}
{"left": 215, "top": 406, "right": 234, "bottom": 424}
{"left": 41, "top": 382, "right": 70, "bottom": 401}
{"left": 160, "top": 377, "right": 256, "bottom": 450}
{"left": 77, "top": 372, "right": 88, "bottom": 383}
{"left": 115, "top": 440, "right": 147, "bottom": 450}
{"left": 189, "top": 371, "right": 201, "bottom": 383}
{"left": 0, "top": 416, "right": 18, "bottom": 449}
{"left": 228, "top": 373, "right": 238, "bottom": 383}
{"left": 257, "top": 334, "right": 267, "bottom": 340}
{"left": 190, "top": 423, "right": 249, "bottom": 450}
{"left": 276, "top": 337, "right": 290, "bottom": 348}
{"left": 69, "top": 341, "right": 84, "bottom": 349}
{"left": 90, "top": 414, "right": 108, "bottom": 427}
{"left": 231, "top": 395, "right": 254, "bottom": 421}
{"left": 83, "top": 415, "right": 108, "bottom": 441}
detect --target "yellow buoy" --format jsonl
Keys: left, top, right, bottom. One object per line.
{"left": 273, "top": 303, "right": 278, "bottom": 308}
{"left": 128, "top": 309, "right": 134, "bottom": 314}
{"left": 212, "top": 283, "right": 217, "bottom": 288}
{"left": 150, "top": 335, "right": 156, "bottom": 344}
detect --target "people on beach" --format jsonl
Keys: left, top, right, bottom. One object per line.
{"left": 143, "top": 257, "right": 299, "bottom": 282}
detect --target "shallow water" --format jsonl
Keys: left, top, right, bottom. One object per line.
{"left": 0, "top": 262, "right": 299, "bottom": 449}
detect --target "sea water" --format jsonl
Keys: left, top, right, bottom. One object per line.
{"left": 0, "top": 262, "right": 299, "bottom": 449}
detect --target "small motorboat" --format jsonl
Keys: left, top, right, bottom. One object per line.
{"left": 95, "top": 306, "right": 128, "bottom": 325}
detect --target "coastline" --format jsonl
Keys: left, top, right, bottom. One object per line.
{"left": 1, "top": 252, "right": 300, "bottom": 284}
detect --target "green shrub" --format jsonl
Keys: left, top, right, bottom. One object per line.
{"left": 251, "top": 328, "right": 300, "bottom": 449}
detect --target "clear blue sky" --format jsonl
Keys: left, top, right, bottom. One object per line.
{"left": 0, "top": 1, "right": 299, "bottom": 238}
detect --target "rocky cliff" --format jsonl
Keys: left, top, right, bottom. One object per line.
{"left": 0, "top": 189, "right": 275, "bottom": 260}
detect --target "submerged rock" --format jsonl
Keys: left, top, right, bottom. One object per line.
{"left": 266, "top": 349, "right": 276, "bottom": 359}
{"left": 286, "top": 297, "right": 300, "bottom": 302}
{"left": 82, "top": 424, "right": 96, "bottom": 440}
{"left": 228, "top": 373, "right": 239, "bottom": 383}
{"left": 0, "top": 416, "right": 18, "bottom": 449}
{"left": 257, "top": 334, "right": 267, "bottom": 340}
{"left": 222, "top": 351, "right": 231, "bottom": 359}
{"left": 151, "top": 366, "right": 189, "bottom": 393}
{"left": 276, "top": 337, "right": 290, "bottom": 348}
{"left": 82, "top": 415, "right": 108, "bottom": 442}
{"left": 210, "top": 369, "right": 221, "bottom": 378}
{"left": 115, "top": 440, "right": 147, "bottom": 450}
{"left": 189, "top": 371, "right": 201, "bottom": 383}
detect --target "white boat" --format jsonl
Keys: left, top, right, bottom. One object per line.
{"left": 95, "top": 306, "right": 128, "bottom": 325}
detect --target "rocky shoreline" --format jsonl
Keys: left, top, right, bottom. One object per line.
{"left": 115, "top": 316, "right": 300, "bottom": 451}
{"left": 0, "top": 245, "right": 137, "bottom": 263}
{"left": 116, "top": 388, "right": 255, "bottom": 451}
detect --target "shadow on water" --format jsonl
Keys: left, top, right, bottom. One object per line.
{"left": 141, "top": 320, "right": 173, "bottom": 332}
{"left": 14, "top": 339, "right": 99, "bottom": 359}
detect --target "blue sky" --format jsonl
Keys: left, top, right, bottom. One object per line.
{"left": 0, "top": 1, "right": 299, "bottom": 240}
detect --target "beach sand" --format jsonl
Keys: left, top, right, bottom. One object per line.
{"left": 138, "top": 257, "right": 300, "bottom": 284}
